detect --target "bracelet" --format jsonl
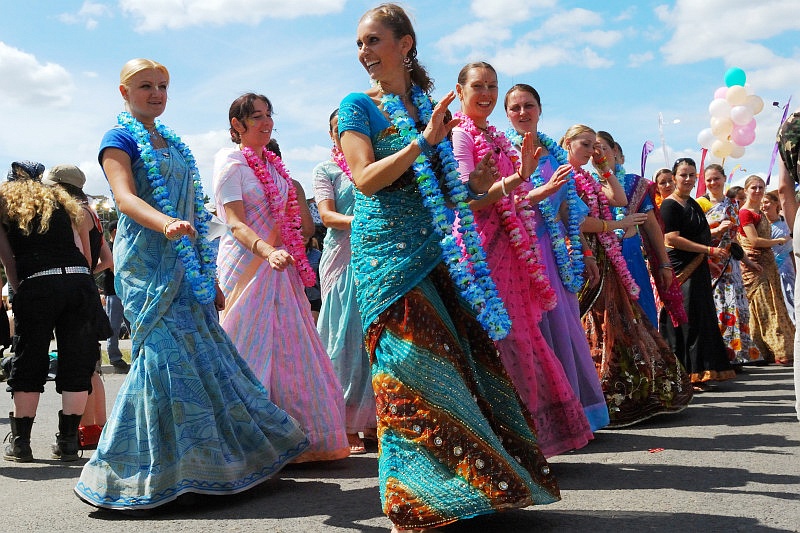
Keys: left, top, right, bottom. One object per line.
{"left": 659, "top": 264, "right": 673, "bottom": 270}
{"left": 601, "top": 220, "right": 609, "bottom": 233}
{"left": 708, "top": 246, "right": 713, "bottom": 255}
{"left": 466, "top": 182, "right": 489, "bottom": 201}
{"left": 601, "top": 169, "right": 613, "bottom": 180}
{"left": 583, "top": 248, "right": 594, "bottom": 257}
{"left": 163, "top": 218, "right": 180, "bottom": 240}
{"left": 250, "top": 238, "right": 263, "bottom": 254}
{"left": 417, "top": 135, "right": 434, "bottom": 156}
{"left": 500, "top": 176, "right": 509, "bottom": 197}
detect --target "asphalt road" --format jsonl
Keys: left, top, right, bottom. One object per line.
{"left": 1, "top": 361, "right": 798, "bottom": 532}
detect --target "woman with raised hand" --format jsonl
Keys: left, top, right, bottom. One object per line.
{"left": 339, "top": 4, "right": 559, "bottom": 531}
{"left": 75, "top": 59, "right": 308, "bottom": 511}
{"left": 451, "top": 63, "right": 592, "bottom": 457}
{"left": 312, "top": 108, "right": 375, "bottom": 455}
{"left": 659, "top": 157, "right": 736, "bottom": 391}
{"left": 213, "top": 93, "right": 349, "bottom": 462}
{"left": 566, "top": 125, "right": 693, "bottom": 425}
{"left": 738, "top": 175, "right": 794, "bottom": 366}
{"left": 504, "top": 84, "right": 609, "bottom": 431}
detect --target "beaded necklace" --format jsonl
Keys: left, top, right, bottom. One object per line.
{"left": 605, "top": 164, "right": 630, "bottom": 240}
{"left": 572, "top": 167, "right": 640, "bottom": 299}
{"left": 241, "top": 147, "right": 316, "bottom": 287}
{"left": 506, "top": 129, "right": 585, "bottom": 292}
{"left": 117, "top": 111, "right": 217, "bottom": 304}
{"left": 381, "top": 85, "right": 511, "bottom": 340}
{"left": 456, "top": 112, "right": 555, "bottom": 309}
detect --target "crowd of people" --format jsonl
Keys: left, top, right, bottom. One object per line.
{"left": 1, "top": 3, "right": 797, "bottom": 531}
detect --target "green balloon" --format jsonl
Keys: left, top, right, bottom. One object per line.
{"left": 724, "top": 67, "right": 746, "bottom": 87}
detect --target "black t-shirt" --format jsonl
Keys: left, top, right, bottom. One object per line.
{"left": 6, "top": 205, "right": 89, "bottom": 280}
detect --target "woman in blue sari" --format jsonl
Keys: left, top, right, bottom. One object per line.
{"left": 339, "top": 5, "right": 559, "bottom": 531}
{"left": 75, "top": 58, "right": 308, "bottom": 511}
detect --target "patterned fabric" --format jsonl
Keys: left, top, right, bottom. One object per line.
{"left": 659, "top": 198, "right": 736, "bottom": 383}
{"left": 770, "top": 218, "right": 795, "bottom": 324}
{"left": 705, "top": 198, "right": 761, "bottom": 364}
{"left": 529, "top": 155, "right": 609, "bottom": 432}
{"left": 339, "top": 92, "right": 560, "bottom": 528}
{"left": 214, "top": 147, "right": 349, "bottom": 462}
{"left": 778, "top": 111, "right": 800, "bottom": 184}
{"left": 452, "top": 126, "right": 593, "bottom": 456}
{"left": 75, "top": 130, "right": 309, "bottom": 510}
{"left": 579, "top": 237, "right": 693, "bottom": 428}
{"left": 740, "top": 210, "right": 795, "bottom": 365}
{"left": 312, "top": 159, "right": 375, "bottom": 434}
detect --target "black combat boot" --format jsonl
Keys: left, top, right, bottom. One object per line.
{"left": 51, "top": 410, "right": 82, "bottom": 461}
{"left": 3, "top": 412, "right": 35, "bottom": 462}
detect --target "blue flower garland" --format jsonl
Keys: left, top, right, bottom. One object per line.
{"left": 382, "top": 86, "right": 511, "bottom": 340}
{"left": 118, "top": 111, "right": 217, "bottom": 305}
{"left": 506, "top": 129, "right": 585, "bottom": 293}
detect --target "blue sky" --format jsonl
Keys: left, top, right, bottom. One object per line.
{"left": 1, "top": 0, "right": 799, "bottom": 201}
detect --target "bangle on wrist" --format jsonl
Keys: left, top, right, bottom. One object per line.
{"left": 583, "top": 248, "right": 594, "bottom": 257}
{"left": 163, "top": 218, "right": 180, "bottom": 240}
{"left": 250, "top": 238, "right": 263, "bottom": 254}
{"left": 659, "top": 264, "right": 673, "bottom": 270}
{"left": 417, "top": 135, "right": 434, "bottom": 156}
{"left": 501, "top": 176, "right": 509, "bottom": 197}
{"left": 708, "top": 246, "right": 713, "bottom": 255}
{"left": 466, "top": 182, "right": 489, "bottom": 201}
{"left": 601, "top": 220, "right": 609, "bottom": 233}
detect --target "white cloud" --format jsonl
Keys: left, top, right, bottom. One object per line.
{"left": 539, "top": 8, "right": 599, "bottom": 36}
{"left": 436, "top": 22, "right": 512, "bottom": 62}
{"left": 629, "top": 51, "right": 654, "bottom": 67}
{"left": 58, "top": 1, "right": 113, "bottom": 30}
{"left": 470, "top": 0, "right": 555, "bottom": 22}
{"left": 120, "top": 0, "right": 347, "bottom": 32}
{"left": 490, "top": 43, "right": 570, "bottom": 76}
{"left": 0, "top": 42, "right": 74, "bottom": 107}
{"left": 581, "top": 47, "right": 613, "bottom": 69}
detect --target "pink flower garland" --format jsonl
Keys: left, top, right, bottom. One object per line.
{"left": 331, "top": 146, "right": 353, "bottom": 181}
{"left": 572, "top": 168, "right": 640, "bottom": 299}
{"left": 241, "top": 146, "right": 317, "bottom": 287}
{"left": 455, "top": 112, "right": 556, "bottom": 310}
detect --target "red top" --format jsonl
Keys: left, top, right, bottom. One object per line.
{"left": 737, "top": 208, "right": 762, "bottom": 237}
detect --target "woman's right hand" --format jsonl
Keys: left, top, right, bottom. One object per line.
{"left": 420, "top": 91, "right": 460, "bottom": 146}
{"left": 620, "top": 212, "right": 648, "bottom": 228}
{"left": 469, "top": 151, "right": 498, "bottom": 193}
{"left": 267, "top": 249, "right": 295, "bottom": 271}
{"left": 164, "top": 219, "right": 196, "bottom": 240}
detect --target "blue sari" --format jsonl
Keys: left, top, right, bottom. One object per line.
{"left": 75, "top": 127, "right": 308, "bottom": 510}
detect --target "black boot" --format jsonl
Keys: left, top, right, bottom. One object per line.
{"left": 51, "top": 410, "right": 82, "bottom": 461}
{"left": 3, "top": 411, "right": 35, "bottom": 462}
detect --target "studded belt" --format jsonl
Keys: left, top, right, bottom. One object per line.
{"left": 25, "top": 266, "right": 91, "bottom": 280}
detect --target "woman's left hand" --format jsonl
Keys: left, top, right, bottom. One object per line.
{"left": 268, "top": 249, "right": 295, "bottom": 271}
{"left": 518, "top": 132, "right": 543, "bottom": 180}
{"left": 658, "top": 267, "right": 673, "bottom": 291}
{"left": 214, "top": 283, "right": 225, "bottom": 312}
{"left": 165, "top": 219, "right": 196, "bottom": 240}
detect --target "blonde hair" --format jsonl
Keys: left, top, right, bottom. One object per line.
{"left": 743, "top": 174, "right": 765, "bottom": 190}
{"left": 120, "top": 58, "right": 170, "bottom": 88}
{"left": 560, "top": 124, "right": 596, "bottom": 149}
{"left": 0, "top": 180, "right": 83, "bottom": 236}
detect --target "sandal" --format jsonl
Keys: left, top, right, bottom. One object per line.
{"left": 347, "top": 433, "right": 367, "bottom": 455}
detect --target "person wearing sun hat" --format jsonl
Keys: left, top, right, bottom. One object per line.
{"left": 43, "top": 164, "right": 115, "bottom": 450}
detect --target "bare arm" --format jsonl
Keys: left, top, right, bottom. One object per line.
{"left": 741, "top": 222, "right": 788, "bottom": 248}
{"left": 0, "top": 224, "right": 18, "bottom": 292}
{"left": 317, "top": 199, "right": 352, "bottom": 230}
{"left": 580, "top": 212, "right": 648, "bottom": 233}
{"left": 102, "top": 147, "right": 195, "bottom": 241}
{"left": 778, "top": 162, "right": 798, "bottom": 231}
{"left": 221, "top": 200, "right": 290, "bottom": 271}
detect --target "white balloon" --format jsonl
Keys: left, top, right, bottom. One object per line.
{"left": 697, "top": 128, "right": 716, "bottom": 149}
{"left": 730, "top": 105, "right": 754, "bottom": 125}
{"left": 745, "top": 94, "right": 764, "bottom": 115}
{"left": 711, "top": 116, "right": 734, "bottom": 138}
{"left": 726, "top": 85, "right": 747, "bottom": 106}
{"left": 729, "top": 143, "right": 745, "bottom": 158}
{"left": 709, "top": 98, "right": 731, "bottom": 118}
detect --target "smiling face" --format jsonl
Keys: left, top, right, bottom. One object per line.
{"left": 744, "top": 177, "right": 766, "bottom": 205}
{"left": 456, "top": 67, "right": 498, "bottom": 125}
{"left": 656, "top": 171, "right": 676, "bottom": 198}
{"left": 761, "top": 193, "right": 779, "bottom": 218}
{"left": 566, "top": 131, "right": 596, "bottom": 167}
{"left": 356, "top": 16, "right": 411, "bottom": 86}
{"left": 120, "top": 68, "right": 168, "bottom": 125}
{"left": 505, "top": 89, "right": 542, "bottom": 136}
{"left": 704, "top": 167, "right": 725, "bottom": 196}
{"left": 234, "top": 98, "right": 274, "bottom": 150}
{"left": 596, "top": 135, "right": 616, "bottom": 165}
{"left": 674, "top": 162, "right": 697, "bottom": 196}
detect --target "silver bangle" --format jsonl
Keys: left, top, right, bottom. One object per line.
{"left": 501, "top": 176, "right": 509, "bottom": 196}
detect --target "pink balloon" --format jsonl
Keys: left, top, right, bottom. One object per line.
{"left": 731, "top": 123, "right": 756, "bottom": 146}
{"left": 714, "top": 86, "right": 728, "bottom": 99}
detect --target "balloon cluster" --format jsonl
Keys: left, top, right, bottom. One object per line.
{"left": 697, "top": 67, "right": 764, "bottom": 159}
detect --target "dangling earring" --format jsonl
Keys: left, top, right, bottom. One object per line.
{"left": 403, "top": 55, "right": 413, "bottom": 72}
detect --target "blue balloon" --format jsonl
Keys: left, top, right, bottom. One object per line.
{"left": 724, "top": 67, "right": 746, "bottom": 88}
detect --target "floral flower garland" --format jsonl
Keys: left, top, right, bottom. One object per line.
{"left": 117, "top": 111, "right": 217, "bottom": 304}
{"left": 572, "top": 167, "right": 640, "bottom": 299}
{"left": 241, "top": 146, "right": 317, "bottom": 287}
{"left": 381, "top": 86, "right": 511, "bottom": 340}
{"left": 331, "top": 146, "right": 353, "bottom": 181}
{"left": 507, "top": 129, "right": 585, "bottom": 293}
{"left": 456, "top": 112, "right": 555, "bottom": 310}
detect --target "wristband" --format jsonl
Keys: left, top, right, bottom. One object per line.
{"left": 417, "top": 135, "right": 434, "bottom": 156}
{"left": 250, "top": 238, "right": 263, "bottom": 254}
{"left": 708, "top": 246, "right": 712, "bottom": 255}
{"left": 601, "top": 220, "right": 609, "bottom": 233}
{"left": 163, "top": 218, "right": 180, "bottom": 240}
{"left": 583, "top": 249, "right": 594, "bottom": 257}
{"left": 466, "top": 182, "right": 489, "bottom": 201}
{"left": 501, "top": 176, "right": 509, "bottom": 197}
